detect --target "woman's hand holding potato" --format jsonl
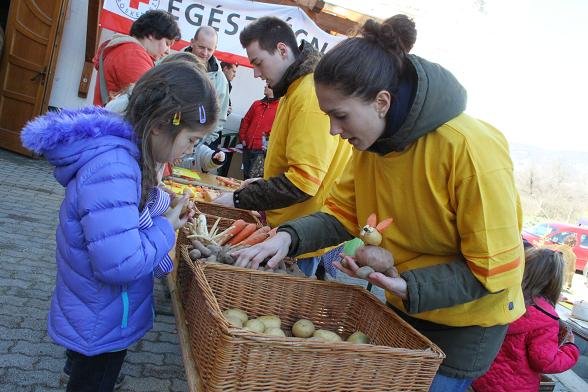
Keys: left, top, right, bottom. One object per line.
{"left": 334, "top": 255, "right": 408, "bottom": 300}
{"left": 232, "top": 231, "right": 291, "bottom": 269}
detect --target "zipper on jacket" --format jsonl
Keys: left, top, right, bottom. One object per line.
{"left": 121, "top": 285, "right": 129, "bottom": 329}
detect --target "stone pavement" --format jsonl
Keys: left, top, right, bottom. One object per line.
{"left": 0, "top": 147, "right": 584, "bottom": 392}
{"left": 0, "top": 149, "right": 186, "bottom": 391}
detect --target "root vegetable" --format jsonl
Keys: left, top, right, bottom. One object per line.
{"left": 214, "top": 219, "right": 248, "bottom": 245}
{"left": 227, "top": 223, "right": 258, "bottom": 246}
{"left": 195, "top": 214, "right": 208, "bottom": 236}
{"left": 188, "top": 248, "right": 202, "bottom": 260}
{"left": 346, "top": 331, "right": 370, "bottom": 344}
{"left": 207, "top": 244, "right": 222, "bottom": 256}
{"left": 292, "top": 319, "right": 315, "bottom": 338}
{"left": 190, "top": 238, "right": 211, "bottom": 257}
{"left": 238, "top": 226, "right": 271, "bottom": 246}
{"left": 355, "top": 245, "right": 396, "bottom": 277}
{"left": 245, "top": 319, "right": 266, "bottom": 333}
{"left": 258, "top": 315, "right": 281, "bottom": 329}
{"left": 312, "top": 329, "right": 342, "bottom": 342}
{"left": 223, "top": 308, "right": 248, "bottom": 324}
{"left": 265, "top": 327, "right": 286, "bottom": 337}
{"left": 225, "top": 315, "right": 243, "bottom": 328}
{"left": 356, "top": 266, "right": 375, "bottom": 279}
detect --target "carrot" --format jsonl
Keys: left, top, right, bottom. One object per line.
{"left": 238, "top": 226, "right": 272, "bottom": 246}
{"left": 217, "top": 176, "right": 241, "bottom": 187}
{"left": 227, "top": 223, "right": 258, "bottom": 246}
{"left": 214, "top": 219, "right": 248, "bottom": 245}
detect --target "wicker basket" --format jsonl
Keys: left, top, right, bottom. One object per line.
{"left": 178, "top": 245, "right": 445, "bottom": 391}
{"left": 194, "top": 201, "right": 260, "bottom": 225}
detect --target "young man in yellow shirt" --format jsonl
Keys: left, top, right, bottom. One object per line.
{"left": 214, "top": 17, "right": 352, "bottom": 276}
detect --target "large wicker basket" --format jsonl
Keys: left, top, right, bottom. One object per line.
{"left": 178, "top": 245, "right": 445, "bottom": 391}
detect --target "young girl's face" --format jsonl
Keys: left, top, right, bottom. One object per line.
{"left": 315, "top": 83, "right": 389, "bottom": 151}
{"left": 151, "top": 128, "right": 208, "bottom": 163}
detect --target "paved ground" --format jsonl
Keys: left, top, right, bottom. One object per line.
{"left": 0, "top": 149, "right": 186, "bottom": 391}
{"left": 0, "top": 147, "right": 585, "bottom": 391}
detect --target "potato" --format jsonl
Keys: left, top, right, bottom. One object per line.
{"left": 356, "top": 266, "right": 375, "bottom": 279}
{"left": 346, "top": 331, "right": 370, "bottom": 344}
{"left": 244, "top": 319, "right": 265, "bottom": 333}
{"left": 258, "top": 315, "right": 281, "bottom": 329}
{"left": 223, "top": 308, "right": 248, "bottom": 324}
{"left": 188, "top": 248, "right": 202, "bottom": 260}
{"left": 312, "top": 329, "right": 342, "bottom": 342}
{"left": 225, "top": 315, "right": 243, "bottom": 328}
{"left": 355, "top": 245, "right": 396, "bottom": 277}
{"left": 265, "top": 327, "right": 286, "bottom": 337}
{"left": 292, "top": 319, "right": 315, "bottom": 338}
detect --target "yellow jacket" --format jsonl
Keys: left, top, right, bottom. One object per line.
{"left": 323, "top": 114, "right": 525, "bottom": 327}
{"left": 265, "top": 73, "right": 352, "bottom": 255}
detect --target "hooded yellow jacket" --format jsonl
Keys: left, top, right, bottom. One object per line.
{"left": 264, "top": 73, "right": 352, "bottom": 253}
{"left": 323, "top": 113, "right": 525, "bottom": 327}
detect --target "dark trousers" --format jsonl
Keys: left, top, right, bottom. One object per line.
{"left": 242, "top": 149, "right": 265, "bottom": 179}
{"left": 65, "top": 349, "right": 127, "bottom": 392}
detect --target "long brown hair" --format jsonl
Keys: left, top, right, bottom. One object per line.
{"left": 125, "top": 61, "right": 218, "bottom": 207}
{"left": 522, "top": 247, "right": 564, "bottom": 306}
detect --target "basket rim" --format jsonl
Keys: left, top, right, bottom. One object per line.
{"left": 194, "top": 200, "right": 261, "bottom": 224}
{"left": 182, "top": 249, "right": 445, "bottom": 359}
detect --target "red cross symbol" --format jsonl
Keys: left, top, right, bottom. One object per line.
{"left": 129, "top": 0, "right": 150, "bottom": 9}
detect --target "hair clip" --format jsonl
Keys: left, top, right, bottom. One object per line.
{"left": 172, "top": 112, "right": 181, "bottom": 126}
{"left": 199, "top": 105, "right": 206, "bottom": 124}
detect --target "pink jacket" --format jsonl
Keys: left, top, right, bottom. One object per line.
{"left": 472, "top": 297, "right": 579, "bottom": 392}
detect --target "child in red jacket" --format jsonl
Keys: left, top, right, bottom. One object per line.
{"left": 472, "top": 247, "right": 580, "bottom": 392}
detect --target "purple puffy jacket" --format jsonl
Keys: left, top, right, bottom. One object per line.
{"left": 21, "top": 107, "right": 175, "bottom": 355}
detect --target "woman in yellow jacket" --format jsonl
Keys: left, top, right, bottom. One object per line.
{"left": 234, "top": 15, "right": 525, "bottom": 392}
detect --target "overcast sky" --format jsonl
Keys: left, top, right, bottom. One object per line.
{"left": 328, "top": 0, "right": 588, "bottom": 152}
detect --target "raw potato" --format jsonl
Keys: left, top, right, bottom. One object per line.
{"left": 356, "top": 266, "right": 375, "bottom": 279}
{"left": 313, "top": 329, "right": 342, "bottom": 342}
{"left": 188, "top": 248, "right": 202, "bottom": 260}
{"left": 355, "top": 245, "right": 396, "bottom": 277}
{"left": 346, "top": 331, "right": 370, "bottom": 344}
{"left": 223, "top": 308, "right": 248, "bottom": 324}
{"left": 225, "top": 315, "right": 243, "bottom": 328}
{"left": 265, "top": 327, "right": 286, "bottom": 337}
{"left": 292, "top": 319, "right": 315, "bottom": 338}
{"left": 244, "top": 319, "right": 266, "bottom": 333}
{"left": 258, "top": 315, "right": 281, "bottom": 329}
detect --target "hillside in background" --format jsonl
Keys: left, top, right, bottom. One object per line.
{"left": 510, "top": 143, "right": 588, "bottom": 228}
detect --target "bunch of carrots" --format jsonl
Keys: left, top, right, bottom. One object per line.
{"left": 183, "top": 214, "right": 276, "bottom": 265}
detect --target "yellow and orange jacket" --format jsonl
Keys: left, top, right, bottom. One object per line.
{"left": 264, "top": 73, "right": 352, "bottom": 255}
{"left": 323, "top": 113, "right": 525, "bottom": 327}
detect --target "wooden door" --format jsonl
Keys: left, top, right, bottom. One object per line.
{"left": 0, "top": 0, "right": 69, "bottom": 156}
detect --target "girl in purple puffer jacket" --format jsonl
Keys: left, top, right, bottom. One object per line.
{"left": 21, "top": 61, "right": 218, "bottom": 392}
{"left": 472, "top": 248, "right": 580, "bottom": 392}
